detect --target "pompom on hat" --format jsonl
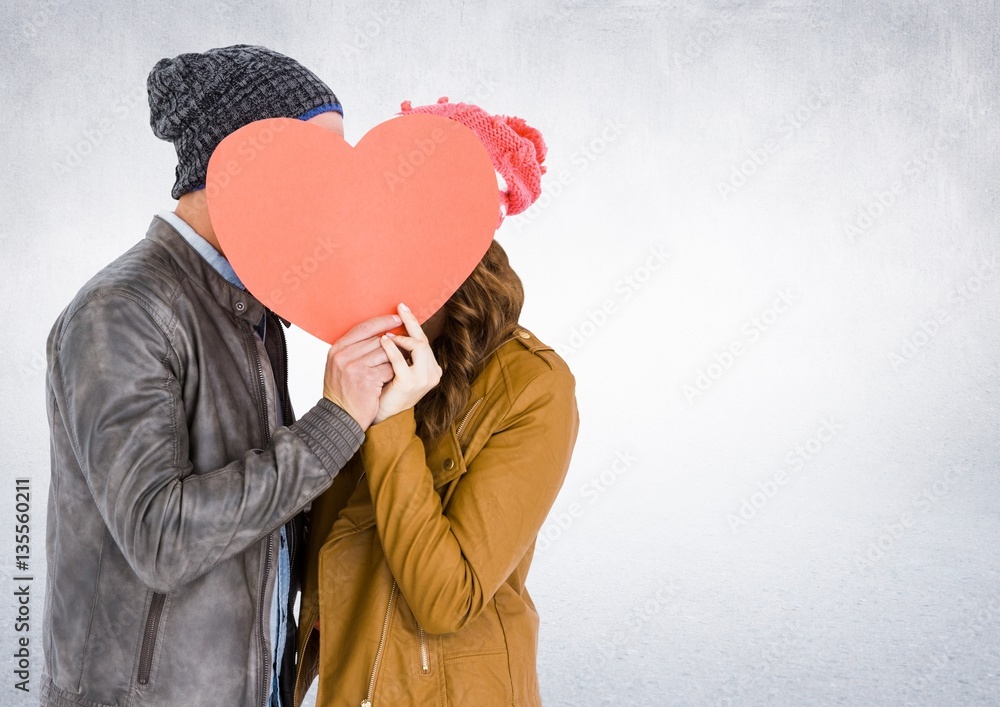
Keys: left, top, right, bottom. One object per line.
{"left": 397, "top": 97, "right": 547, "bottom": 228}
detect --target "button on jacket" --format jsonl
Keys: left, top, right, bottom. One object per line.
{"left": 293, "top": 328, "right": 580, "bottom": 707}
{"left": 41, "top": 214, "right": 365, "bottom": 707}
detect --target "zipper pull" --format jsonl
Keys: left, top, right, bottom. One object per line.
{"left": 361, "top": 701, "right": 372, "bottom": 707}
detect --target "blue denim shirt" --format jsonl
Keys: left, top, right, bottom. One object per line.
{"left": 157, "top": 210, "right": 290, "bottom": 707}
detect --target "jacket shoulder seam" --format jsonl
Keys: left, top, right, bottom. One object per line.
{"left": 495, "top": 339, "right": 558, "bottom": 409}
{"left": 60, "top": 286, "right": 179, "bottom": 352}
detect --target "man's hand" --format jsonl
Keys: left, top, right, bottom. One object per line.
{"left": 323, "top": 314, "right": 401, "bottom": 429}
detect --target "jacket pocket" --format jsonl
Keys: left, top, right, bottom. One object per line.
{"left": 435, "top": 598, "right": 512, "bottom": 704}
{"left": 442, "top": 652, "right": 512, "bottom": 706}
{"left": 438, "top": 596, "right": 507, "bottom": 660}
{"left": 136, "top": 591, "right": 167, "bottom": 686}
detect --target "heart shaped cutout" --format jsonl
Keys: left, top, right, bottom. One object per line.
{"left": 205, "top": 114, "right": 499, "bottom": 343}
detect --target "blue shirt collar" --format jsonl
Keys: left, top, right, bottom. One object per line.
{"left": 157, "top": 210, "right": 247, "bottom": 292}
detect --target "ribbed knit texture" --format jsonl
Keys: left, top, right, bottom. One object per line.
{"left": 147, "top": 44, "right": 342, "bottom": 199}
{"left": 290, "top": 398, "right": 365, "bottom": 477}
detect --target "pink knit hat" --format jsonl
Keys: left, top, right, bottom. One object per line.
{"left": 398, "top": 96, "right": 547, "bottom": 228}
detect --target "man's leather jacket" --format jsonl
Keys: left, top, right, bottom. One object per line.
{"left": 40, "top": 214, "right": 364, "bottom": 706}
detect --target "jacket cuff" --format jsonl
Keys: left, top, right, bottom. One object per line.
{"left": 363, "top": 407, "right": 417, "bottom": 448}
{"left": 290, "top": 398, "right": 366, "bottom": 476}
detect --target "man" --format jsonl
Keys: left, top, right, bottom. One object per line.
{"left": 40, "top": 45, "right": 391, "bottom": 706}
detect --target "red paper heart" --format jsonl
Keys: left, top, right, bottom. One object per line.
{"left": 205, "top": 115, "right": 498, "bottom": 343}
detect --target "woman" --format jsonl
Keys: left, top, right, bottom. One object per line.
{"left": 292, "top": 98, "right": 580, "bottom": 707}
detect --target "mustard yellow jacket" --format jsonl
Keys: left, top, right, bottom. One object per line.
{"left": 293, "top": 326, "right": 580, "bottom": 707}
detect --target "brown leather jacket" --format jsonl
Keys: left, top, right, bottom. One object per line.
{"left": 293, "top": 327, "right": 580, "bottom": 706}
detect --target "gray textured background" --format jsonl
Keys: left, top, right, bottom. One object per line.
{"left": 2, "top": 1, "right": 999, "bottom": 706}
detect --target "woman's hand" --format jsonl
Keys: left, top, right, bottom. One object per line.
{"left": 372, "top": 303, "right": 443, "bottom": 424}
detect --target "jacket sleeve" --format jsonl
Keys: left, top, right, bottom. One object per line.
{"left": 362, "top": 366, "right": 579, "bottom": 634}
{"left": 50, "top": 293, "right": 365, "bottom": 594}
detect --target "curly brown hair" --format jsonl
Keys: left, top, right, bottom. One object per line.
{"left": 413, "top": 239, "right": 525, "bottom": 448}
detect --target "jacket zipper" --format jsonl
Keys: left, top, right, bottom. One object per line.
{"left": 414, "top": 614, "right": 430, "bottom": 674}
{"left": 456, "top": 396, "right": 484, "bottom": 441}
{"left": 243, "top": 318, "right": 274, "bottom": 707}
{"left": 258, "top": 534, "right": 274, "bottom": 707}
{"left": 362, "top": 580, "right": 398, "bottom": 707}
{"left": 136, "top": 592, "right": 166, "bottom": 685}
{"left": 242, "top": 320, "right": 271, "bottom": 446}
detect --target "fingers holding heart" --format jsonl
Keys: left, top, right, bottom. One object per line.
{"left": 370, "top": 303, "right": 443, "bottom": 423}
{"left": 380, "top": 334, "right": 410, "bottom": 375}
{"left": 394, "top": 304, "right": 442, "bottom": 372}
{"left": 397, "top": 303, "right": 428, "bottom": 341}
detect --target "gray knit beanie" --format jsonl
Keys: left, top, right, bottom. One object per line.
{"left": 147, "top": 44, "right": 342, "bottom": 200}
